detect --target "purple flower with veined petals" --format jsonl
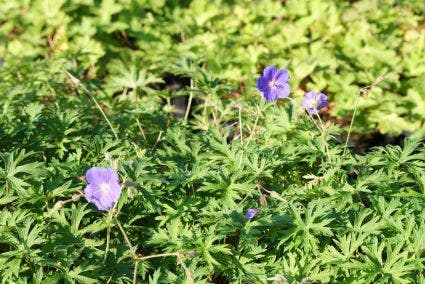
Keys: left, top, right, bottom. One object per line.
{"left": 257, "top": 66, "right": 291, "bottom": 102}
{"left": 301, "top": 91, "right": 328, "bottom": 115}
{"left": 84, "top": 167, "right": 122, "bottom": 211}
{"left": 245, "top": 208, "right": 259, "bottom": 219}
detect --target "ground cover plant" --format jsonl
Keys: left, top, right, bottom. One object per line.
{"left": 2, "top": 0, "right": 425, "bottom": 137}
{"left": 1, "top": 0, "right": 425, "bottom": 283}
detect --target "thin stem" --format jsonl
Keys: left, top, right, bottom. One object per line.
{"left": 289, "top": 97, "right": 321, "bottom": 134}
{"left": 184, "top": 78, "right": 194, "bottom": 121}
{"left": 89, "top": 93, "right": 119, "bottom": 141}
{"left": 343, "top": 90, "right": 361, "bottom": 157}
{"left": 202, "top": 93, "right": 209, "bottom": 128}
{"left": 116, "top": 220, "right": 136, "bottom": 256}
{"left": 135, "top": 252, "right": 193, "bottom": 283}
{"left": 342, "top": 72, "right": 396, "bottom": 157}
{"left": 305, "top": 111, "right": 322, "bottom": 136}
{"left": 114, "top": 217, "right": 191, "bottom": 283}
{"left": 64, "top": 69, "right": 118, "bottom": 140}
{"left": 287, "top": 97, "right": 299, "bottom": 120}
{"left": 115, "top": 217, "right": 140, "bottom": 283}
{"left": 305, "top": 110, "right": 330, "bottom": 162}
{"left": 177, "top": 257, "right": 194, "bottom": 284}
{"left": 256, "top": 183, "right": 287, "bottom": 203}
{"left": 103, "top": 222, "right": 111, "bottom": 263}
{"left": 132, "top": 260, "right": 139, "bottom": 284}
{"left": 212, "top": 100, "right": 218, "bottom": 126}
{"left": 103, "top": 208, "right": 117, "bottom": 264}
{"left": 238, "top": 104, "right": 243, "bottom": 145}
{"left": 47, "top": 192, "right": 83, "bottom": 217}
{"left": 135, "top": 252, "right": 180, "bottom": 261}
{"left": 136, "top": 118, "right": 146, "bottom": 140}
{"left": 248, "top": 105, "right": 260, "bottom": 141}
{"left": 152, "top": 131, "right": 163, "bottom": 150}
{"left": 289, "top": 96, "right": 330, "bottom": 161}
{"left": 315, "top": 113, "right": 331, "bottom": 162}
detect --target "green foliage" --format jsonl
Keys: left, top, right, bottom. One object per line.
{"left": 1, "top": 0, "right": 425, "bottom": 283}
{"left": 1, "top": 0, "right": 425, "bottom": 135}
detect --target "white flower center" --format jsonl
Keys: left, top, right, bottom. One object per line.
{"left": 99, "top": 183, "right": 110, "bottom": 192}
{"left": 268, "top": 80, "right": 278, "bottom": 89}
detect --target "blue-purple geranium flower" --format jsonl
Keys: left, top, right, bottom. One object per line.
{"left": 245, "top": 208, "right": 259, "bottom": 219}
{"left": 301, "top": 91, "right": 328, "bottom": 115}
{"left": 84, "top": 167, "right": 122, "bottom": 211}
{"left": 257, "top": 66, "right": 291, "bottom": 102}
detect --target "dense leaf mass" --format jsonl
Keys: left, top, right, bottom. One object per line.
{"left": 1, "top": 0, "right": 425, "bottom": 283}
{"left": 1, "top": 0, "right": 425, "bottom": 135}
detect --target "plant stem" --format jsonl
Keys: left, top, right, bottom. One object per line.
{"left": 238, "top": 103, "right": 243, "bottom": 145}
{"left": 342, "top": 72, "right": 395, "bottom": 157}
{"left": 248, "top": 105, "right": 260, "bottom": 141}
{"left": 116, "top": 219, "right": 136, "bottom": 256}
{"left": 202, "top": 93, "right": 209, "bottom": 129}
{"left": 287, "top": 97, "right": 299, "bottom": 120}
{"left": 305, "top": 111, "right": 321, "bottom": 132}
{"left": 135, "top": 252, "right": 180, "bottom": 261}
{"left": 63, "top": 69, "right": 118, "bottom": 140}
{"left": 343, "top": 90, "right": 361, "bottom": 157}
{"left": 315, "top": 113, "right": 332, "bottom": 162}
{"left": 132, "top": 260, "right": 138, "bottom": 284}
{"left": 184, "top": 78, "right": 194, "bottom": 122}
{"left": 104, "top": 226, "right": 111, "bottom": 263}
{"left": 135, "top": 252, "right": 194, "bottom": 283}
{"left": 89, "top": 93, "right": 119, "bottom": 141}
{"left": 136, "top": 118, "right": 146, "bottom": 140}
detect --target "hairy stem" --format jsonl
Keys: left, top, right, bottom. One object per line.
{"left": 343, "top": 90, "right": 361, "bottom": 157}
{"left": 116, "top": 219, "right": 136, "bottom": 256}
{"left": 184, "top": 78, "right": 194, "bottom": 121}
{"left": 248, "top": 105, "right": 261, "bottom": 141}
{"left": 315, "top": 113, "right": 332, "bottom": 162}
{"left": 238, "top": 103, "right": 243, "bottom": 145}
{"left": 132, "top": 260, "right": 138, "bottom": 284}
{"left": 64, "top": 69, "right": 119, "bottom": 140}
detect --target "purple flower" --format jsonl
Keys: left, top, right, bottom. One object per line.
{"left": 84, "top": 167, "right": 122, "bottom": 211}
{"left": 257, "top": 66, "right": 291, "bottom": 102}
{"left": 245, "top": 208, "right": 259, "bottom": 219}
{"left": 301, "top": 91, "right": 328, "bottom": 115}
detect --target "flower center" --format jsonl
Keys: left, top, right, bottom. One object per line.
{"left": 99, "top": 183, "right": 110, "bottom": 192}
{"left": 268, "top": 80, "right": 278, "bottom": 89}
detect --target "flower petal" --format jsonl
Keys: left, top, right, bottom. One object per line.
{"left": 102, "top": 168, "right": 119, "bottom": 183}
{"left": 84, "top": 184, "right": 97, "bottom": 203}
{"left": 86, "top": 167, "right": 119, "bottom": 185}
{"left": 307, "top": 107, "right": 319, "bottom": 115}
{"left": 317, "top": 93, "right": 328, "bottom": 110}
{"left": 274, "top": 69, "right": 290, "bottom": 83}
{"left": 92, "top": 198, "right": 111, "bottom": 211}
{"left": 86, "top": 167, "right": 103, "bottom": 184}
{"left": 257, "top": 76, "right": 269, "bottom": 92}
{"left": 262, "top": 66, "right": 277, "bottom": 79}
{"left": 245, "top": 208, "right": 259, "bottom": 219}
{"left": 263, "top": 88, "right": 279, "bottom": 102}
{"left": 96, "top": 191, "right": 116, "bottom": 210}
{"left": 87, "top": 183, "right": 121, "bottom": 211}
{"left": 304, "top": 91, "right": 316, "bottom": 100}
{"left": 276, "top": 83, "right": 291, "bottom": 98}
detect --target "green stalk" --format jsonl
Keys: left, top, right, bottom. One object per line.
{"left": 315, "top": 113, "right": 332, "bottom": 162}
{"left": 64, "top": 69, "right": 118, "bottom": 140}
{"left": 184, "top": 78, "right": 194, "bottom": 122}
{"left": 343, "top": 90, "right": 361, "bottom": 157}
{"left": 238, "top": 103, "right": 243, "bottom": 145}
